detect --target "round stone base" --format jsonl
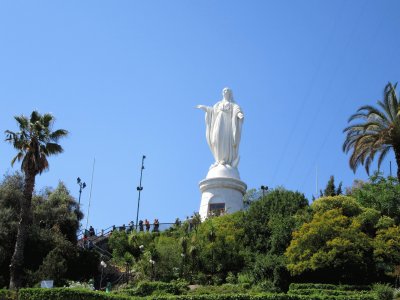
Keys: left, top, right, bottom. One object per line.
{"left": 198, "top": 176, "right": 247, "bottom": 220}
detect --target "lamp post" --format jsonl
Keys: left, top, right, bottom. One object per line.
{"left": 135, "top": 155, "right": 146, "bottom": 230}
{"left": 77, "top": 177, "right": 86, "bottom": 208}
{"left": 261, "top": 185, "right": 268, "bottom": 197}
{"left": 100, "top": 260, "right": 107, "bottom": 289}
{"left": 149, "top": 259, "right": 155, "bottom": 281}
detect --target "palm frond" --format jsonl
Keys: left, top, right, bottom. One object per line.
{"left": 14, "top": 115, "right": 29, "bottom": 130}
{"left": 30, "top": 111, "right": 41, "bottom": 124}
{"left": 344, "top": 83, "right": 400, "bottom": 177}
{"left": 42, "top": 113, "right": 54, "bottom": 128}
{"left": 377, "top": 146, "right": 391, "bottom": 171}
{"left": 45, "top": 143, "right": 64, "bottom": 155}
{"left": 49, "top": 129, "right": 69, "bottom": 142}
{"left": 11, "top": 152, "right": 24, "bottom": 167}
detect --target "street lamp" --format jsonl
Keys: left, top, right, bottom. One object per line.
{"left": 77, "top": 177, "right": 86, "bottom": 207}
{"left": 100, "top": 260, "right": 107, "bottom": 289}
{"left": 149, "top": 259, "right": 155, "bottom": 280}
{"left": 135, "top": 155, "right": 146, "bottom": 230}
{"left": 261, "top": 185, "right": 268, "bottom": 197}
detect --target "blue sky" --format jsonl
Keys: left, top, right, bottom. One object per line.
{"left": 1, "top": 1, "right": 400, "bottom": 231}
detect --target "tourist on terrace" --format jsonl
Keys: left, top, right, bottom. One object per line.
{"left": 145, "top": 219, "right": 150, "bottom": 232}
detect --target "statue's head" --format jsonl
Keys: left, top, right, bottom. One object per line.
{"left": 222, "top": 87, "right": 233, "bottom": 102}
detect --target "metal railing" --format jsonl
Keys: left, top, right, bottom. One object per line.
{"left": 77, "top": 222, "right": 175, "bottom": 242}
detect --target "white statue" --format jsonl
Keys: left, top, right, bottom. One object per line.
{"left": 197, "top": 88, "right": 244, "bottom": 169}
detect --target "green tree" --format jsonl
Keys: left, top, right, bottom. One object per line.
{"left": 5, "top": 111, "right": 68, "bottom": 288}
{"left": 374, "top": 225, "right": 400, "bottom": 275}
{"left": 285, "top": 195, "right": 400, "bottom": 284}
{"left": 193, "top": 212, "right": 245, "bottom": 283}
{"left": 320, "top": 175, "right": 342, "bottom": 197}
{"left": 0, "top": 173, "right": 97, "bottom": 287}
{"left": 349, "top": 173, "right": 400, "bottom": 224}
{"left": 243, "top": 188, "right": 309, "bottom": 254}
{"left": 0, "top": 173, "right": 23, "bottom": 287}
{"left": 343, "top": 82, "right": 400, "bottom": 180}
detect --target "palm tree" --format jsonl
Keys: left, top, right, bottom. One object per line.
{"left": 343, "top": 82, "right": 400, "bottom": 180}
{"left": 5, "top": 111, "right": 68, "bottom": 289}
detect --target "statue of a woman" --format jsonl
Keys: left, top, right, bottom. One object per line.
{"left": 197, "top": 88, "right": 244, "bottom": 169}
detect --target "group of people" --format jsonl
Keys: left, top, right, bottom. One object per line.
{"left": 109, "top": 219, "right": 161, "bottom": 233}
{"left": 137, "top": 218, "right": 159, "bottom": 232}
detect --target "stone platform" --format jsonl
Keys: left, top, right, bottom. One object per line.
{"left": 198, "top": 164, "right": 247, "bottom": 220}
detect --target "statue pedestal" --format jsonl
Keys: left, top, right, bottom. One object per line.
{"left": 198, "top": 165, "right": 247, "bottom": 220}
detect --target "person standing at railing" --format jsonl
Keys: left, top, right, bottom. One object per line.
{"left": 139, "top": 220, "right": 144, "bottom": 231}
{"left": 153, "top": 219, "right": 159, "bottom": 232}
{"left": 89, "top": 225, "right": 95, "bottom": 237}
{"left": 145, "top": 219, "right": 150, "bottom": 232}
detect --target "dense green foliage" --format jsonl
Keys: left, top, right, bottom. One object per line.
{"left": 11, "top": 287, "right": 381, "bottom": 300}
{"left": 107, "top": 188, "right": 310, "bottom": 290}
{"left": 349, "top": 173, "right": 400, "bottom": 224}
{"left": 18, "top": 288, "right": 131, "bottom": 300}
{"left": 116, "top": 281, "right": 188, "bottom": 296}
{"left": 285, "top": 195, "right": 400, "bottom": 283}
{"left": 0, "top": 289, "right": 17, "bottom": 300}
{"left": 0, "top": 173, "right": 99, "bottom": 287}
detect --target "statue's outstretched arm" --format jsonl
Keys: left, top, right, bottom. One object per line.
{"left": 196, "top": 105, "right": 209, "bottom": 112}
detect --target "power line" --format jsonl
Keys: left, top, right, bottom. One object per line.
{"left": 283, "top": 0, "right": 369, "bottom": 186}
{"left": 270, "top": 0, "right": 347, "bottom": 187}
{"left": 299, "top": 3, "right": 386, "bottom": 194}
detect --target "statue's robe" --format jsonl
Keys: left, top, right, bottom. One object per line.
{"left": 204, "top": 100, "right": 243, "bottom": 168}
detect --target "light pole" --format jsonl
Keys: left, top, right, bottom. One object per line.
{"left": 77, "top": 177, "right": 86, "bottom": 208}
{"left": 100, "top": 260, "right": 107, "bottom": 289}
{"left": 135, "top": 155, "right": 146, "bottom": 230}
{"left": 261, "top": 185, "right": 268, "bottom": 197}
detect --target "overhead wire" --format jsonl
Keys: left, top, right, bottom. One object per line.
{"left": 282, "top": 0, "right": 369, "bottom": 187}
{"left": 269, "top": 0, "right": 347, "bottom": 187}
{"left": 299, "top": 4, "right": 386, "bottom": 196}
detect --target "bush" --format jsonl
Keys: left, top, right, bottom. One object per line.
{"left": 372, "top": 283, "right": 394, "bottom": 300}
{"left": 288, "top": 283, "right": 370, "bottom": 291}
{"left": 288, "top": 288, "right": 373, "bottom": 297}
{"left": 143, "top": 295, "right": 300, "bottom": 300}
{"left": 119, "top": 281, "right": 188, "bottom": 296}
{"left": 188, "top": 284, "right": 251, "bottom": 295}
{"left": 251, "top": 280, "right": 280, "bottom": 293}
{"left": 140, "top": 294, "right": 373, "bottom": 300}
{"left": 18, "top": 288, "right": 130, "bottom": 300}
{"left": 0, "top": 289, "right": 17, "bottom": 300}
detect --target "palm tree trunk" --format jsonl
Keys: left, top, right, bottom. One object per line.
{"left": 9, "top": 170, "right": 36, "bottom": 289}
{"left": 394, "top": 145, "right": 400, "bottom": 182}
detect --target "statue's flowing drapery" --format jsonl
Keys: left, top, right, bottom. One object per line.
{"left": 203, "top": 100, "right": 243, "bottom": 168}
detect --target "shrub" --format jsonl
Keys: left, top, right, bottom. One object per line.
{"left": 188, "top": 284, "right": 251, "bottom": 295}
{"left": 18, "top": 288, "right": 130, "bottom": 300}
{"left": 119, "top": 281, "right": 188, "bottom": 296}
{"left": 288, "top": 283, "right": 370, "bottom": 291}
{"left": 251, "top": 280, "right": 280, "bottom": 293}
{"left": 0, "top": 289, "right": 17, "bottom": 300}
{"left": 372, "top": 283, "right": 394, "bottom": 300}
{"left": 144, "top": 295, "right": 299, "bottom": 300}
{"left": 225, "top": 272, "right": 237, "bottom": 284}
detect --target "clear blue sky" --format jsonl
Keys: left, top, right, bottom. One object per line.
{"left": 1, "top": 1, "right": 400, "bottom": 231}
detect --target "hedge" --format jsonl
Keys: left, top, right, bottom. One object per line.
{"left": 289, "top": 289, "right": 372, "bottom": 296}
{"left": 145, "top": 295, "right": 377, "bottom": 300}
{"left": 118, "top": 281, "right": 189, "bottom": 296}
{"left": 18, "top": 288, "right": 132, "bottom": 300}
{"left": 288, "top": 283, "right": 370, "bottom": 291}
{"left": 11, "top": 288, "right": 380, "bottom": 300}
